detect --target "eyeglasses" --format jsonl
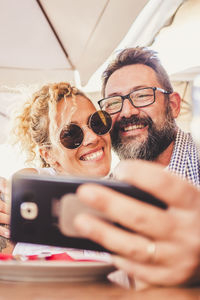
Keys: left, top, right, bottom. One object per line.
{"left": 60, "top": 110, "right": 112, "bottom": 149}
{"left": 98, "top": 87, "right": 171, "bottom": 115}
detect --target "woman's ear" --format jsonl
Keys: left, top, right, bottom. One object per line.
{"left": 169, "top": 92, "right": 181, "bottom": 119}
{"left": 39, "top": 147, "right": 62, "bottom": 173}
{"left": 39, "top": 147, "right": 56, "bottom": 167}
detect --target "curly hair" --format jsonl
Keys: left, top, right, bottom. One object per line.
{"left": 12, "top": 82, "right": 89, "bottom": 167}
{"left": 101, "top": 47, "right": 173, "bottom": 96}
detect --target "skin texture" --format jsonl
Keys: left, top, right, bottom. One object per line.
{"left": 40, "top": 96, "right": 111, "bottom": 177}
{"left": 104, "top": 64, "right": 181, "bottom": 166}
{"left": 74, "top": 159, "right": 200, "bottom": 287}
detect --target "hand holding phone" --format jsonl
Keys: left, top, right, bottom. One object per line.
{"left": 10, "top": 173, "right": 167, "bottom": 252}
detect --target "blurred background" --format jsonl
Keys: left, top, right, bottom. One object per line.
{"left": 0, "top": 0, "right": 199, "bottom": 177}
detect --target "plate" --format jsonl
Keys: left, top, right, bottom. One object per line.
{"left": 0, "top": 260, "right": 116, "bottom": 282}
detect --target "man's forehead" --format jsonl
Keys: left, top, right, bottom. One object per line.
{"left": 105, "top": 85, "right": 150, "bottom": 97}
{"left": 105, "top": 64, "right": 158, "bottom": 96}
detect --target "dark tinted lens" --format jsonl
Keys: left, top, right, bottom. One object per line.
{"left": 60, "top": 124, "right": 83, "bottom": 149}
{"left": 90, "top": 111, "right": 112, "bottom": 135}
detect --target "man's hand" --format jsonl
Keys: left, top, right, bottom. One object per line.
{"left": 73, "top": 160, "right": 200, "bottom": 287}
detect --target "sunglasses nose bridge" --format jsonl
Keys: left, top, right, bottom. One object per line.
{"left": 81, "top": 125, "right": 100, "bottom": 146}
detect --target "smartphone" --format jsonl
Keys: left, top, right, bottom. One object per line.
{"left": 10, "top": 173, "right": 167, "bottom": 252}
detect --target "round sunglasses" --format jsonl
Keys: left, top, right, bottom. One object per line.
{"left": 60, "top": 110, "right": 112, "bottom": 149}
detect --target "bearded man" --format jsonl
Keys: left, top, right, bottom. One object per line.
{"left": 98, "top": 47, "right": 200, "bottom": 186}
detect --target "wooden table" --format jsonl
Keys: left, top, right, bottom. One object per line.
{"left": 0, "top": 280, "right": 200, "bottom": 300}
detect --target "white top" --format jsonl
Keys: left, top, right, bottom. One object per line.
{"left": 36, "top": 167, "right": 57, "bottom": 176}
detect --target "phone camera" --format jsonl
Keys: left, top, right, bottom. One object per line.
{"left": 20, "top": 202, "right": 38, "bottom": 220}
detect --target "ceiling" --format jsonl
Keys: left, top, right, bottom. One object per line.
{"left": 151, "top": 0, "right": 200, "bottom": 81}
{"left": 0, "top": 0, "right": 148, "bottom": 87}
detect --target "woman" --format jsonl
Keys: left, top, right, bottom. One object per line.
{"left": 1, "top": 82, "right": 112, "bottom": 253}
{"left": 2, "top": 82, "right": 132, "bottom": 287}
{"left": 13, "top": 82, "right": 112, "bottom": 177}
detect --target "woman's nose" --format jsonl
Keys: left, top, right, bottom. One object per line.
{"left": 82, "top": 126, "right": 99, "bottom": 146}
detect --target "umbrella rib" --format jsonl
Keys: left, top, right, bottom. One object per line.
{"left": 36, "top": 0, "right": 75, "bottom": 71}
{"left": 0, "top": 66, "right": 72, "bottom": 71}
{"left": 0, "top": 112, "right": 9, "bottom": 119}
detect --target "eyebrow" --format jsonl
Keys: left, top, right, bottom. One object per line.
{"left": 62, "top": 114, "right": 92, "bottom": 127}
{"left": 60, "top": 121, "right": 79, "bottom": 130}
{"left": 69, "top": 121, "right": 79, "bottom": 125}
{"left": 107, "top": 85, "right": 149, "bottom": 97}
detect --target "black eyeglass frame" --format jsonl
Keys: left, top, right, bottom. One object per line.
{"left": 98, "top": 87, "right": 171, "bottom": 115}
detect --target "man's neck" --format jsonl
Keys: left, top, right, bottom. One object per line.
{"left": 154, "top": 141, "right": 175, "bottom": 167}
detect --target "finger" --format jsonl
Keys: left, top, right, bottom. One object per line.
{"left": 0, "top": 176, "right": 8, "bottom": 192}
{"left": 0, "top": 199, "right": 10, "bottom": 214}
{"left": 114, "top": 160, "right": 199, "bottom": 209}
{"left": 74, "top": 213, "right": 150, "bottom": 260}
{"left": 0, "top": 225, "right": 10, "bottom": 238}
{"left": 112, "top": 255, "right": 185, "bottom": 287}
{"left": 0, "top": 199, "right": 7, "bottom": 213}
{"left": 0, "top": 177, "right": 10, "bottom": 203}
{"left": 74, "top": 213, "right": 176, "bottom": 264}
{"left": 0, "top": 178, "right": 10, "bottom": 200}
{"left": 77, "top": 184, "right": 173, "bottom": 239}
{"left": 0, "top": 212, "right": 10, "bottom": 224}
{"left": 111, "top": 255, "right": 160, "bottom": 285}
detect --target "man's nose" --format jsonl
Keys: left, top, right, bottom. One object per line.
{"left": 82, "top": 126, "right": 99, "bottom": 146}
{"left": 119, "top": 98, "right": 140, "bottom": 118}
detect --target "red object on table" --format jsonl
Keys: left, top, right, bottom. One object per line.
{"left": 27, "top": 255, "right": 39, "bottom": 261}
{"left": 0, "top": 253, "right": 13, "bottom": 260}
{"left": 46, "top": 253, "right": 75, "bottom": 261}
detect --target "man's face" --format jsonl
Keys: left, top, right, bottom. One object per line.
{"left": 104, "top": 64, "right": 178, "bottom": 161}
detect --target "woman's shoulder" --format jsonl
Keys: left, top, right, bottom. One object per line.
{"left": 14, "top": 167, "right": 56, "bottom": 176}
{"left": 15, "top": 168, "right": 38, "bottom": 175}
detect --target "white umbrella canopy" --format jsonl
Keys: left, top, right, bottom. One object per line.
{"left": 0, "top": 0, "right": 149, "bottom": 87}
{"left": 149, "top": 0, "right": 200, "bottom": 131}
{"left": 0, "top": 0, "right": 149, "bottom": 149}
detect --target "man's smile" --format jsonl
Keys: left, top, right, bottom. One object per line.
{"left": 118, "top": 116, "right": 151, "bottom": 137}
{"left": 122, "top": 123, "right": 147, "bottom": 132}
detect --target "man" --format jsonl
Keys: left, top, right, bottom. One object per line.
{"left": 98, "top": 47, "right": 200, "bottom": 185}
{"left": 65, "top": 47, "right": 200, "bottom": 287}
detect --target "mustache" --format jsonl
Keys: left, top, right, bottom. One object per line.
{"left": 116, "top": 115, "right": 153, "bottom": 129}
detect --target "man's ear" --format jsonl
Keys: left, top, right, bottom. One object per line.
{"left": 169, "top": 92, "right": 181, "bottom": 118}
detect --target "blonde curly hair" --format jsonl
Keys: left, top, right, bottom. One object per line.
{"left": 12, "top": 82, "right": 89, "bottom": 168}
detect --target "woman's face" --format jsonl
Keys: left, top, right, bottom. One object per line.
{"left": 47, "top": 95, "right": 111, "bottom": 177}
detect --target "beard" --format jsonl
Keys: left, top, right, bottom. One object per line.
{"left": 111, "top": 106, "right": 177, "bottom": 161}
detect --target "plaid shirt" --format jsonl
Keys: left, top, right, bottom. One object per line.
{"left": 167, "top": 128, "right": 200, "bottom": 187}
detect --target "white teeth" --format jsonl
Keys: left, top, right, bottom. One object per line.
{"left": 124, "top": 124, "right": 145, "bottom": 132}
{"left": 81, "top": 150, "right": 103, "bottom": 161}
